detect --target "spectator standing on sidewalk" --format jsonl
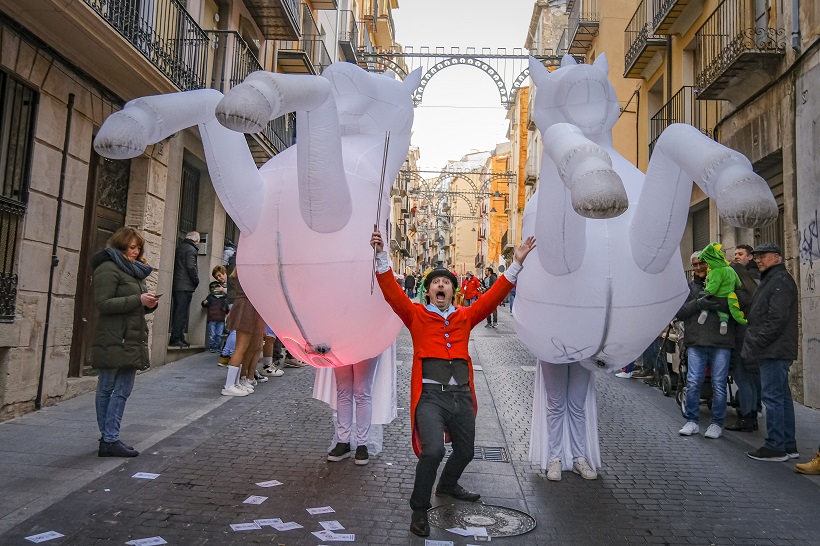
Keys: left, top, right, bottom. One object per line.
{"left": 676, "top": 251, "right": 735, "bottom": 440}
{"left": 725, "top": 262, "right": 760, "bottom": 432}
{"left": 220, "top": 269, "right": 265, "bottom": 396}
{"left": 734, "top": 244, "right": 761, "bottom": 282}
{"left": 170, "top": 232, "right": 200, "bottom": 347}
{"left": 91, "top": 227, "right": 158, "bottom": 458}
{"left": 483, "top": 267, "right": 498, "bottom": 328}
{"left": 460, "top": 271, "right": 481, "bottom": 307}
{"left": 371, "top": 228, "right": 535, "bottom": 538}
{"left": 201, "top": 265, "right": 229, "bottom": 353}
{"left": 404, "top": 271, "right": 417, "bottom": 298}
{"left": 744, "top": 243, "right": 800, "bottom": 462}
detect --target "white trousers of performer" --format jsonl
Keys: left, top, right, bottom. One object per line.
{"left": 530, "top": 360, "right": 601, "bottom": 471}
{"left": 333, "top": 356, "right": 379, "bottom": 445}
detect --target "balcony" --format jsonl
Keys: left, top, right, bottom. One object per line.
{"left": 651, "top": 0, "right": 694, "bottom": 34}
{"left": 277, "top": 4, "right": 331, "bottom": 74}
{"left": 624, "top": 0, "right": 666, "bottom": 78}
{"left": 475, "top": 254, "right": 485, "bottom": 268}
{"left": 243, "top": 0, "right": 300, "bottom": 40}
{"left": 556, "top": 27, "right": 569, "bottom": 55}
{"left": 83, "top": 0, "right": 209, "bottom": 91}
{"left": 207, "top": 31, "right": 295, "bottom": 161}
{"left": 311, "top": 0, "right": 338, "bottom": 8}
{"left": 694, "top": 0, "right": 785, "bottom": 100}
{"left": 525, "top": 153, "right": 538, "bottom": 186}
{"left": 338, "top": 10, "right": 359, "bottom": 62}
{"left": 566, "top": 0, "right": 600, "bottom": 54}
{"left": 649, "top": 86, "right": 720, "bottom": 156}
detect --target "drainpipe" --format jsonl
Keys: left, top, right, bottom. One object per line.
{"left": 792, "top": 0, "right": 800, "bottom": 51}
{"left": 36, "top": 93, "right": 74, "bottom": 410}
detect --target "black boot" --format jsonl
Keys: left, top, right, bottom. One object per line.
{"left": 99, "top": 439, "right": 139, "bottom": 458}
{"left": 725, "top": 415, "right": 756, "bottom": 432}
{"left": 100, "top": 437, "right": 134, "bottom": 450}
{"left": 410, "top": 509, "right": 430, "bottom": 537}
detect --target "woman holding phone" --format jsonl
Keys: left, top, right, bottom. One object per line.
{"left": 91, "top": 227, "right": 158, "bottom": 457}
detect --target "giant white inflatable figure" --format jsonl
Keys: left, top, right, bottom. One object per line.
{"left": 519, "top": 54, "right": 778, "bottom": 472}
{"left": 94, "top": 62, "right": 422, "bottom": 368}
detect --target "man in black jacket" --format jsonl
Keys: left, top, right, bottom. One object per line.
{"left": 170, "top": 232, "right": 200, "bottom": 347}
{"left": 676, "top": 252, "right": 735, "bottom": 440}
{"left": 743, "top": 243, "right": 799, "bottom": 462}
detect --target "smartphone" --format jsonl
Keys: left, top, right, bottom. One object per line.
{"left": 153, "top": 293, "right": 163, "bottom": 298}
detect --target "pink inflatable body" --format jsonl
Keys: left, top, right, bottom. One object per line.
{"left": 94, "top": 62, "right": 422, "bottom": 367}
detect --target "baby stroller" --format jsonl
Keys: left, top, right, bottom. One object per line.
{"left": 651, "top": 321, "right": 682, "bottom": 397}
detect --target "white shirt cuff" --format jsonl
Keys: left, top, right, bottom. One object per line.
{"left": 504, "top": 261, "right": 523, "bottom": 284}
{"left": 375, "top": 251, "right": 391, "bottom": 274}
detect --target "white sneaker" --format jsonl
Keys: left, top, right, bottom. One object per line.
{"left": 615, "top": 371, "right": 632, "bottom": 378}
{"left": 261, "top": 366, "right": 284, "bottom": 377}
{"left": 254, "top": 371, "right": 269, "bottom": 383}
{"left": 546, "top": 459, "right": 562, "bottom": 481}
{"left": 572, "top": 457, "right": 597, "bottom": 480}
{"left": 704, "top": 424, "right": 722, "bottom": 439}
{"left": 237, "top": 379, "right": 254, "bottom": 393}
{"left": 221, "top": 385, "right": 249, "bottom": 397}
{"left": 679, "top": 422, "right": 699, "bottom": 436}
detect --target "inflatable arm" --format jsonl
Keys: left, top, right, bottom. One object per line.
{"left": 216, "top": 71, "right": 351, "bottom": 233}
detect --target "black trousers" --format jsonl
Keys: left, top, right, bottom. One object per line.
{"left": 410, "top": 386, "right": 475, "bottom": 511}
{"left": 486, "top": 307, "right": 498, "bottom": 325}
{"left": 170, "top": 290, "right": 193, "bottom": 343}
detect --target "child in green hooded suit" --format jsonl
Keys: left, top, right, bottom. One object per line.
{"left": 697, "top": 243, "right": 747, "bottom": 335}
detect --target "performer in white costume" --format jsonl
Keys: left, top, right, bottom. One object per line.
{"left": 520, "top": 54, "right": 778, "bottom": 479}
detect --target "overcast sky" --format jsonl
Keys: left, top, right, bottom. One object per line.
{"left": 392, "top": 0, "right": 535, "bottom": 172}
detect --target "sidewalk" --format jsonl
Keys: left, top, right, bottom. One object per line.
{"left": 1, "top": 309, "right": 819, "bottom": 544}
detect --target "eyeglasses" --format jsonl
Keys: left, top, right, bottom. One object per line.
{"left": 691, "top": 261, "right": 707, "bottom": 267}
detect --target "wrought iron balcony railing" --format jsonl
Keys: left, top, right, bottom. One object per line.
{"left": 649, "top": 86, "right": 720, "bottom": 156}
{"left": 624, "top": 0, "right": 666, "bottom": 78}
{"left": 566, "top": 0, "right": 600, "bottom": 54}
{"left": 338, "top": 10, "right": 360, "bottom": 62}
{"left": 694, "top": 0, "right": 785, "bottom": 100}
{"left": 651, "top": 0, "right": 693, "bottom": 35}
{"left": 556, "top": 27, "right": 568, "bottom": 55}
{"left": 83, "top": 0, "right": 208, "bottom": 90}
{"left": 206, "top": 31, "right": 295, "bottom": 154}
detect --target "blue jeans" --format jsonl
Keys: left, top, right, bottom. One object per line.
{"left": 465, "top": 297, "right": 477, "bottom": 307}
{"left": 207, "top": 321, "right": 225, "bottom": 352}
{"left": 684, "top": 346, "right": 730, "bottom": 426}
{"left": 509, "top": 292, "right": 515, "bottom": 312}
{"left": 95, "top": 368, "right": 137, "bottom": 443}
{"left": 221, "top": 329, "right": 236, "bottom": 357}
{"left": 759, "top": 359, "right": 796, "bottom": 452}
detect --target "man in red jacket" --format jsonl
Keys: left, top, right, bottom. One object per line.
{"left": 371, "top": 228, "right": 536, "bottom": 537}
{"left": 460, "top": 271, "right": 482, "bottom": 306}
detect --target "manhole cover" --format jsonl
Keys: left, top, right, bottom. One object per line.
{"left": 428, "top": 503, "right": 536, "bottom": 538}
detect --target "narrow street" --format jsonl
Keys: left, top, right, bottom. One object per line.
{"left": 1, "top": 309, "right": 818, "bottom": 545}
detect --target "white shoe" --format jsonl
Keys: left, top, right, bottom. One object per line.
{"left": 221, "top": 385, "right": 249, "bottom": 397}
{"left": 572, "top": 457, "right": 597, "bottom": 480}
{"left": 238, "top": 379, "right": 254, "bottom": 393}
{"left": 254, "top": 371, "right": 269, "bottom": 383}
{"left": 546, "top": 459, "right": 562, "bottom": 481}
{"left": 704, "top": 424, "right": 722, "bottom": 439}
{"left": 615, "top": 371, "right": 632, "bottom": 378}
{"left": 261, "top": 366, "right": 284, "bottom": 377}
{"left": 679, "top": 422, "right": 699, "bottom": 436}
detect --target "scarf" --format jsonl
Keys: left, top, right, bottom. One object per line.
{"left": 105, "top": 247, "right": 153, "bottom": 280}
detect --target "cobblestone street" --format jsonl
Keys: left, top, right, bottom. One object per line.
{"left": 1, "top": 309, "right": 819, "bottom": 545}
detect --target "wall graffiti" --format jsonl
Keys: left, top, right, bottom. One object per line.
{"left": 800, "top": 209, "right": 820, "bottom": 269}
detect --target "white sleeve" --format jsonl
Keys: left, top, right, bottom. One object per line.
{"left": 375, "top": 251, "right": 391, "bottom": 274}
{"left": 503, "top": 261, "right": 523, "bottom": 284}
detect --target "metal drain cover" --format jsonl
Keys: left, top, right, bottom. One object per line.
{"left": 428, "top": 503, "right": 536, "bottom": 537}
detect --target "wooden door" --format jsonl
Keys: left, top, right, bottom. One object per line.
{"left": 69, "top": 152, "right": 130, "bottom": 377}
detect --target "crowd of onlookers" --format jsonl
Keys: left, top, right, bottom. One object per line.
{"left": 618, "top": 243, "right": 819, "bottom": 475}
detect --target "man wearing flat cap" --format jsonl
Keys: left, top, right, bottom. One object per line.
{"left": 371, "top": 228, "right": 535, "bottom": 537}
{"left": 742, "top": 243, "right": 800, "bottom": 462}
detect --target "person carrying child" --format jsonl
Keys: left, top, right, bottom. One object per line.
{"left": 201, "top": 265, "right": 229, "bottom": 353}
{"left": 697, "top": 243, "right": 747, "bottom": 335}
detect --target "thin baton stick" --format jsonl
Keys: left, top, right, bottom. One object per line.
{"left": 371, "top": 131, "right": 391, "bottom": 295}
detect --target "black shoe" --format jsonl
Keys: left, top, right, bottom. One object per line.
{"left": 327, "top": 442, "right": 351, "bottom": 462}
{"left": 100, "top": 437, "right": 134, "bottom": 450}
{"left": 747, "top": 446, "right": 789, "bottom": 462}
{"left": 435, "top": 483, "right": 481, "bottom": 502}
{"left": 725, "top": 417, "right": 756, "bottom": 432}
{"left": 98, "top": 440, "right": 139, "bottom": 458}
{"left": 410, "top": 509, "right": 430, "bottom": 537}
{"left": 169, "top": 340, "right": 189, "bottom": 348}
{"left": 354, "top": 445, "right": 369, "bottom": 466}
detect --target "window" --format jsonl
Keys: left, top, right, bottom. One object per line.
{"left": 177, "top": 160, "right": 199, "bottom": 240}
{"left": 0, "top": 71, "right": 37, "bottom": 322}
{"left": 691, "top": 206, "right": 710, "bottom": 254}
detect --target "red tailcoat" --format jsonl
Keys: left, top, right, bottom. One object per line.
{"left": 377, "top": 269, "right": 513, "bottom": 456}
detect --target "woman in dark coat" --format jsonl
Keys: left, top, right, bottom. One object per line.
{"left": 92, "top": 227, "right": 158, "bottom": 457}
